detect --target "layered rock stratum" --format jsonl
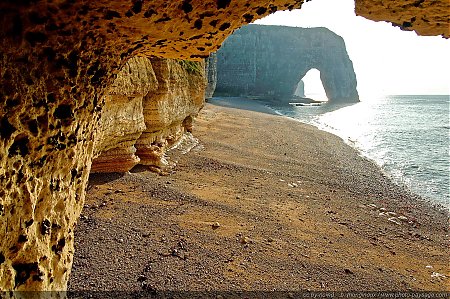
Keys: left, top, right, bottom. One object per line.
{"left": 91, "top": 56, "right": 155, "bottom": 173}
{"left": 214, "top": 25, "right": 359, "bottom": 103}
{"left": 92, "top": 57, "right": 205, "bottom": 173}
{"left": 0, "top": 0, "right": 448, "bottom": 291}
{"left": 135, "top": 58, "right": 205, "bottom": 168}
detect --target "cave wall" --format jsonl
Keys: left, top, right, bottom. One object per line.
{"left": 214, "top": 25, "right": 359, "bottom": 103}
{"left": 0, "top": 0, "right": 448, "bottom": 291}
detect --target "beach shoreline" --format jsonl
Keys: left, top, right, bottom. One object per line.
{"left": 211, "top": 97, "right": 448, "bottom": 212}
{"left": 68, "top": 102, "right": 449, "bottom": 291}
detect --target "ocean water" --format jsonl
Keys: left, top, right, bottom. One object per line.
{"left": 268, "top": 95, "right": 450, "bottom": 208}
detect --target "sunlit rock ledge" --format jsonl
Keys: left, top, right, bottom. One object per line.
{"left": 0, "top": 0, "right": 448, "bottom": 291}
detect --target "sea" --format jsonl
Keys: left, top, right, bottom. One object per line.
{"left": 267, "top": 95, "right": 449, "bottom": 209}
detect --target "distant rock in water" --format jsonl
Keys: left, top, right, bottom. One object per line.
{"left": 214, "top": 25, "right": 359, "bottom": 104}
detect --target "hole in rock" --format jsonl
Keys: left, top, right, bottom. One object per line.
{"left": 297, "top": 68, "right": 328, "bottom": 102}
{"left": 13, "top": 262, "right": 43, "bottom": 287}
{"left": 8, "top": 134, "right": 30, "bottom": 157}
{"left": 54, "top": 104, "right": 74, "bottom": 123}
{"left": 0, "top": 116, "right": 16, "bottom": 140}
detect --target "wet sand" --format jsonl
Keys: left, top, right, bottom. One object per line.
{"left": 68, "top": 102, "right": 449, "bottom": 292}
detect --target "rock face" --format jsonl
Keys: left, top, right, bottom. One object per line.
{"left": 205, "top": 53, "right": 218, "bottom": 99}
{"left": 355, "top": 0, "right": 450, "bottom": 38}
{"left": 0, "top": 0, "right": 448, "bottom": 291}
{"left": 91, "top": 56, "right": 156, "bottom": 173}
{"left": 214, "top": 25, "right": 359, "bottom": 103}
{"left": 294, "top": 80, "right": 305, "bottom": 98}
{"left": 92, "top": 57, "right": 205, "bottom": 173}
{"left": 135, "top": 58, "right": 205, "bottom": 168}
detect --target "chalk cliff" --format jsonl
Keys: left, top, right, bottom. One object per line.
{"left": 205, "top": 53, "right": 218, "bottom": 99}
{"left": 214, "top": 25, "right": 359, "bottom": 103}
{"left": 0, "top": 0, "right": 448, "bottom": 291}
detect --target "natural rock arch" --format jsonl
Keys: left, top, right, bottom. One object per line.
{"left": 0, "top": 0, "right": 448, "bottom": 291}
{"left": 214, "top": 25, "right": 359, "bottom": 103}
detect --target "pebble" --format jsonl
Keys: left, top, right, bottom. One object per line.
{"left": 240, "top": 236, "right": 250, "bottom": 244}
{"left": 379, "top": 208, "right": 387, "bottom": 212}
{"left": 386, "top": 212, "right": 396, "bottom": 216}
{"left": 344, "top": 268, "right": 354, "bottom": 275}
{"left": 368, "top": 204, "right": 377, "bottom": 209}
{"left": 398, "top": 215, "right": 408, "bottom": 221}
{"left": 212, "top": 222, "right": 221, "bottom": 229}
{"left": 118, "top": 238, "right": 124, "bottom": 243}
{"left": 387, "top": 217, "right": 401, "bottom": 225}
{"left": 425, "top": 265, "right": 433, "bottom": 269}
{"left": 431, "top": 272, "right": 446, "bottom": 279}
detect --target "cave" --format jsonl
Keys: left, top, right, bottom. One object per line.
{"left": 214, "top": 25, "right": 360, "bottom": 103}
{"left": 0, "top": 0, "right": 448, "bottom": 291}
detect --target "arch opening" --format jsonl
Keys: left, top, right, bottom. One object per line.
{"left": 299, "top": 68, "right": 328, "bottom": 102}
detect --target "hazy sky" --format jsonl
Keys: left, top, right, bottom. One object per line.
{"left": 254, "top": 0, "right": 450, "bottom": 97}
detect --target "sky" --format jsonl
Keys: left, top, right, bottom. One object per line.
{"left": 254, "top": 0, "right": 450, "bottom": 98}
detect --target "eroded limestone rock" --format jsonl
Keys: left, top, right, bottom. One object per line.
{"left": 355, "top": 0, "right": 449, "bottom": 38}
{"left": 0, "top": 0, "right": 448, "bottom": 291}
{"left": 91, "top": 56, "right": 156, "bottom": 173}
{"left": 92, "top": 56, "right": 205, "bottom": 173}
{"left": 136, "top": 58, "right": 206, "bottom": 168}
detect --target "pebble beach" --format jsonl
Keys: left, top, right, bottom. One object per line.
{"left": 68, "top": 102, "right": 449, "bottom": 292}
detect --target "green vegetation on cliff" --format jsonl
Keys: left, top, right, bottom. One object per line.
{"left": 178, "top": 60, "right": 203, "bottom": 75}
